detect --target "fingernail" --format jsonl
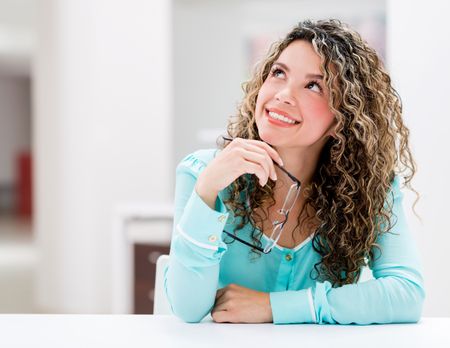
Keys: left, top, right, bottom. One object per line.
{"left": 279, "top": 159, "right": 284, "bottom": 166}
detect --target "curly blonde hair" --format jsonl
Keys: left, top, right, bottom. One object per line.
{"left": 219, "top": 19, "right": 417, "bottom": 287}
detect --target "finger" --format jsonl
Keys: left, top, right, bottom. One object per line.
{"left": 229, "top": 137, "right": 283, "bottom": 169}
{"left": 212, "top": 310, "right": 232, "bottom": 323}
{"left": 215, "top": 287, "right": 232, "bottom": 307}
{"left": 215, "top": 287, "right": 226, "bottom": 300}
{"left": 241, "top": 143, "right": 277, "bottom": 181}
{"left": 212, "top": 299, "right": 228, "bottom": 312}
{"left": 243, "top": 160, "right": 268, "bottom": 186}
{"left": 240, "top": 149, "right": 275, "bottom": 182}
{"left": 244, "top": 139, "right": 284, "bottom": 167}
{"left": 230, "top": 150, "right": 266, "bottom": 184}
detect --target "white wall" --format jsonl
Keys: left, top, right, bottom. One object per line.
{"left": 33, "top": 0, "right": 173, "bottom": 313}
{"left": 0, "top": 0, "right": 35, "bottom": 77}
{"left": 387, "top": 0, "right": 450, "bottom": 316}
{"left": 173, "top": 0, "right": 244, "bottom": 165}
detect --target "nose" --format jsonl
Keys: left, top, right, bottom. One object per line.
{"left": 275, "top": 85, "right": 296, "bottom": 106}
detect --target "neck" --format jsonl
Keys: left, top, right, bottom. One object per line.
{"left": 274, "top": 144, "right": 323, "bottom": 188}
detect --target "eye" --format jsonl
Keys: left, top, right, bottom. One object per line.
{"left": 306, "top": 80, "right": 323, "bottom": 93}
{"left": 270, "top": 67, "right": 285, "bottom": 78}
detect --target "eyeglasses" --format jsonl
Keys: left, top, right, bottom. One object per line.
{"left": 221, "top": 137, "right": 302, "bottom": 254}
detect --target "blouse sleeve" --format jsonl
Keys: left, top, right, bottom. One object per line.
{"left": 269, "top": 176, "right": 426, "bottom": 325}
{"left": 164, "top": 151, "right": 230, "bottom": 323}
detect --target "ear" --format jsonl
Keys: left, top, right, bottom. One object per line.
{"left": 326, "top": 117, "right": 338, "bottom": 139}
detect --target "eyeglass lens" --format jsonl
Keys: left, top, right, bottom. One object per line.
{"left": 279, "top": 183, "right": 301, "bottom": 214}
{"left": 265, "top": 223, "right": 283, "bottom": 251}
{"left": 263, "top": 184, "right": 301, "bottom": 253}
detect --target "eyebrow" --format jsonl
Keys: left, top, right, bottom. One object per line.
{"left": 273, "top": 61, "right": 324, "bottom": 80}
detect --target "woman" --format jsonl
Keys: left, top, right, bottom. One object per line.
{"left": 164, "top": 19, "right": 425, "bottom": 324}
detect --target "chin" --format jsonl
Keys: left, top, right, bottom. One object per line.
{"left": 258, "top": 130, "right": 279, "bottom": 146}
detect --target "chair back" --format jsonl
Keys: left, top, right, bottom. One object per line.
{"left": 153, "top": 254, "right": 172, "bottom": 315}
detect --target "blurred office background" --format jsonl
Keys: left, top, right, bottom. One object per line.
{"left": 0, "top": 0, "right": 448, "bottom": 316}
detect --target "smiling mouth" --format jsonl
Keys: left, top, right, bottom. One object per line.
{"left": 266, "top": 110, "right": 300, "bottom": 125}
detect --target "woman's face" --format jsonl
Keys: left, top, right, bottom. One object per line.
{"left": 255, "top": 40, "right": 336, "bottom": 150}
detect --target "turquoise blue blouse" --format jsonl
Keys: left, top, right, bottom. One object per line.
{"left": 164, "top": 149, "right": 425, "bottom": 324}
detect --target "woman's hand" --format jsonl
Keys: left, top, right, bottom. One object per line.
{"left": 211, "top": 283, "right": 273, "bottom": 323}
{"left": 195, "top": 138, "right": 283, "bottom": 210}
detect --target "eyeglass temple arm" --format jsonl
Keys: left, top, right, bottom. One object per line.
{"left": 223, "top": 231, "right": 269, "bottom": 254}
{"left": 273, "top": 162, "right": 301, "bottom": 187}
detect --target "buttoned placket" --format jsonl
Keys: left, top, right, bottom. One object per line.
{"left": 274, "top": 249, "right": 295, "bottom": 291}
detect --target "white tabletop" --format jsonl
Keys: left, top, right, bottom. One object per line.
{"left": 1, "top": 315, "right": 449, "bottom": 348}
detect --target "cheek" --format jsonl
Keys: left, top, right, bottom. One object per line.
{"left": 305, "top": 100, "right": 334, "bottom": 124}
{"left": 254, "top": 88, "right": 270, "bottom": 124}
{"left": 255, "top": 87, "right": 269, "bottom": 111}
{"left": 302, "top": 101, "right": 335, "bottom": 137}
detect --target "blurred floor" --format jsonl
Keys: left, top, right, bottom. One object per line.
{"left": 0, "top": 215, "right": 36, "bottom": 313}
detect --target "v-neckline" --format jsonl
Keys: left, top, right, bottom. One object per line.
{"left": 260, "top": 230, "right": 314, "bottom": 252}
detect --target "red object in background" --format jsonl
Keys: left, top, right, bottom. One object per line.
{"left": 17, "top": 151, "right": 33, "bottom": 218}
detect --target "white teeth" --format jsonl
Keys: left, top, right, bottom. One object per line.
{"left": 268, "top": 111, "right": 299, "bottom": 124}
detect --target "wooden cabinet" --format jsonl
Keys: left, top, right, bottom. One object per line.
{"left": 111, "top": 203, "right": 173, "bottom": 314}
{"left": 134, "top": 243, "right": 170, "bottom": 314}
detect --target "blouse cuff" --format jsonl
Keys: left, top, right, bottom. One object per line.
{"left": 177, "top": 187, "right": 229, "bottom": 253}
{"left": 270, "top": 289, "right": 317, "bottom": 324}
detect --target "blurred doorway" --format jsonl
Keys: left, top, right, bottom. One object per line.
{"left": 0, "top": 0, "right": 36, "bottom": 313}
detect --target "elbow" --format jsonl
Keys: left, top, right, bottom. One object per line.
{"left": 404, "top": 301, "right": 424, "bottom": 323}
{"left": 163, "top": 263, "right": 216, "bottom": 323}
{"left": 165, "top": 284, "right": 211, "bottom": 323}
{"left": 408, "top": 285, "right": 426, "bottom": 323}
{"left": 172, "top": 307, "right": 209, "bottom": 324}
{"left": 397, "top": 278, "right": 426, "bottom": 323}
{"left": 168, "top": 295, "right": 210, "bottom": 323}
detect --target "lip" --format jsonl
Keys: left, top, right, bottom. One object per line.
{"left": 266, "top": 107, "right": 301, "bottom": 123}
{"left": 265, "top": 109, "right": 300, "bottom": 128}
